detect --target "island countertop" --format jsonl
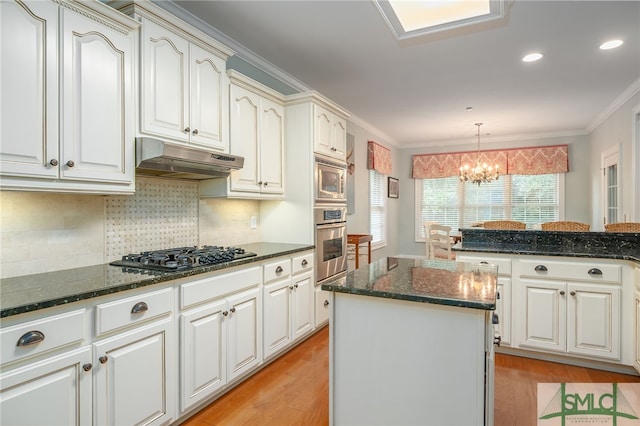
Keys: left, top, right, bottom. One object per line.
{"left": 321, "top": 257, "right": 497, "bottom": 310}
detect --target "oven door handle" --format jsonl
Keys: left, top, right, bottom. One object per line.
{"left": 316, "top": 222, "right": 346, "bottom": 230}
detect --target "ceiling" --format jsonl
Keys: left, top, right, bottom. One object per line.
{"left": 168, "top": 0, "right": 640, "bottom": 148}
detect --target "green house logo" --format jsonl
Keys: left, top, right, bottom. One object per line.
{"left": 538, "top": 383, "right": 639, "bottom": 425}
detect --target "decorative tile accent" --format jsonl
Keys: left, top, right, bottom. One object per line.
{"left": 105, "top": 177, "right": 199, "bottom": 261}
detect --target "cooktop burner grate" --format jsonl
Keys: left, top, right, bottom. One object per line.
{"left": 110, "top": 246, "right": 257, "bottom": 272}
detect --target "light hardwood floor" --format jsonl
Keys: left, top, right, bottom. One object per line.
{"left": 181, "top": 326, "right": 639, "bottom": 426}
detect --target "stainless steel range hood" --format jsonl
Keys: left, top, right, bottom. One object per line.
{"left": 135, "top": 137, "right": 243, "bottom": 180}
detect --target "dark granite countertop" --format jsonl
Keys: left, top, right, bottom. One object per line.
{"left": 0, "top": 243, "right": 314, "bottom": 318}
{"left": 321, "top": 257, "right": 497, "bottom": 310}
{"left": 453, "top": 228, "right": 640, "bottom": 264}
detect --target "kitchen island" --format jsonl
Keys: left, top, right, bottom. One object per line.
{"left": 321, "top": 257, "right": 498, "bottom": 426}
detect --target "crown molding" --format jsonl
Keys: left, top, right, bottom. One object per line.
{"left": 587, "top": 77, "right": 640, "bottom": 133}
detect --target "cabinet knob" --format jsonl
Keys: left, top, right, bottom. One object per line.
{"left": 99, "top": 356, "right": 108, "bottom": 364}
{"left": 83, "top": 363, "right": 93, "bottom": 372}
{"left": 275, "top": 266, "right": 283, "bottom": 273}
{"left": 570, "top": 291, "right": 576, "bottom": 296}
{"left": 131, "top": 301, "right": 148, "bottom": 314}
{"left": 66, "top": 160, "right": 75, "bottom": 168}
{"left": 192, "top": 128, "right": 199, "bottom": 135}
{"left": 323, "top": 300, "right": 329, "bottom": 307}
{"left": 493, "top": 336, "right": 502, "bottom": 347}
{"left": 263, "top": 182, "right": 268, "bottom": 187}
{"left": 496, "top": 291, "right": 500, "bottom": 300}
{"left": 492, "top": 313, "right": 499, "bottom": 324}
{"left": 49, "top": 159, "right": 59, "bottom": 167}
{"left": 289, "top": 285, "right": 294, "bottom": 290}
{"left": 230, "top": 307, "right": 236, "bottom": 314}
{"left": 588, "top": 268, "right": 603, "bottom": 276}
{"left": 294, "top": 283, "right": 299, "bottom": 289}
{"left": 534, "top": 265, "right": 548, "bottom": 272}
{"left": 258, "top": 181, "right": 263, "bottom": 185}
{"left": 559, "top": 290, "right": 565, "bottom": 296}
{"left": 222, "top": 310, "right": 229, "bottom": 317}
{"left": 16, "top": 330, "right": 45, "bottom": 347}
{"left": 301, "top": 259, "right": 308, "bottom": 267}
{"left": 184, "top": 127, "right": 191, "bottom": 133}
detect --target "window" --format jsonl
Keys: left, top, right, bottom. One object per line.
{"left": 416, "top": 174, "right": 561, "bottom": 238}
{"left": 370, "top": 170, "right": 386, "bottom": 245}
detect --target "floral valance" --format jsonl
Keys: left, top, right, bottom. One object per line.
{"left": 367, "top": 141, "right": 392, "bottom": 175}
{"left": 412, "top": 145, "right": 568, "bottom": 179}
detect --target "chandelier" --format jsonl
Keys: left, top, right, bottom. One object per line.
{"left": 459, "top": 122, "right": 499, "bottom": 185}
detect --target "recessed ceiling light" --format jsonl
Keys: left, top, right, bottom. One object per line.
{"left": 522, "top": 53, "right": 543, "bottom": 63}
{"left": 600, "top": 39, "right": 623, "bottom": 50}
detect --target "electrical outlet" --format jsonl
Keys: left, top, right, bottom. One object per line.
{"left": 250, "top": 216, "right": 257, "bottom": 229}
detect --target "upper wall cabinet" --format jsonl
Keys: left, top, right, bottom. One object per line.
{"left": 200, "top": 71, "right": 285, "bottom": 199}
{"left": 116, "top": 1, "right": 233, "bottom": 153}
{"left": 0, "top": 0, "right": 138, "bottom": 194}
{"left": 285, "top": 92, "right": 349, "bottom": 163}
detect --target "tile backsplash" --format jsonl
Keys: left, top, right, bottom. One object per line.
{"left": 0, "top": 177, "right": 261, "bottom": 279}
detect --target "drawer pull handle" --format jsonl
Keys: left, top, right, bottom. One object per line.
{"left": 131, "top": 302, "right": 148, "bottom": 314}
{"left": 83, "top": 363, "right": 93, "bottom": 372}
{"left": 492, "top": 313, "right": 499, "bottom": 324}
{"left": 534, "top": 265, "right": 548, "bottom": 272}
{"left": 480, "top": 261, "right": 489, "bottom": 264}
{"left": 588, "top": 268, "right": 603, "bottom": 276}
{"left": 16, "top": 330, "right": 45, "bottom": 347}
{"left": 99, "top": 356, "right": 108, "bottom": 364}
{"left": 301, "top": 259, "right": 308, "bottom": 267}
{"left": 497, "top": 291, "right": 500, "bottom": 300}
{"left": 276, "top": 266, "right": 283, "bottom": 273}
{"left": 324, "top": 300, "right": 329, "bottom": 307}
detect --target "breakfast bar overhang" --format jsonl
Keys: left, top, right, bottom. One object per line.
{"left": 321, "top": 257, "right": 498, "bottom": 426}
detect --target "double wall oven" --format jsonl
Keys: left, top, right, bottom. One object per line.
{"left": 314, "top": 157, "right": 348, "bottom": 283}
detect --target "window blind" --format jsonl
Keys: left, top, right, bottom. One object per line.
{"left": 370, "top": 170, "right": 386, "bottom": 244}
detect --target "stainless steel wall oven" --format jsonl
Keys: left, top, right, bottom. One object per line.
{"left": 315, "top": 206, "right": 347, "bottom": 283}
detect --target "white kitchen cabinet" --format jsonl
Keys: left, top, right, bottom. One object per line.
{"left": 1, "top": 0, "right": 137, "bottom": 194}
{"left": 456, "top": 254, "right": 512, "bottom": 346}
{"left": 263, "top": 253, "right": 314, "bottom": 359}
{"left": 93, "top": 287, "right": 175, "bottom": 426}
{"left": 179, "top": 267, "right": 262, "bottom": 413}
{"left": 635, "top": 290, "right": 640, "bottom": 374}
{"left": 0, "top": 346, "right": 93, "bottom": 426}
{"left": 138, "top": 18, "right": 228, "bottom": 151}
{"left": 314, "top": 104, "right": 347, "bottom": 161}
{"left": 200, "top": 71, "right": 285, "bottom": 199}
{"left": 314, "top": 287, "right": 332, "bottom": 327}
{"left": 516, "top": 258, "right": 622, "bottom": 361}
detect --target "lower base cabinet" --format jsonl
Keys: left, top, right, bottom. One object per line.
{"left": 0, "top": 346, "right": 93, "bottom": 426}
{"left": 314, "top": 286, "right": 332, "bottom": 327}
{"left": 635, "top": 290, "right": 640, "bottom": 374}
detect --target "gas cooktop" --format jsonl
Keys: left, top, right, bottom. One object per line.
{"left": 110, "top": 246, "right": 257, "bottom": 272}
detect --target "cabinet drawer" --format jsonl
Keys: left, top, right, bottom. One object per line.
{"left": 95, "top": 288, "right": 173, "bottom": 336}
{"left": 456, "top": 255, "right": 512, "bottom": 276}
{"left": 1, "top": 309, "right": 86, "bottom": 366}
{"left": 264, "top": 258, "right": 291, "bottom": 283}
{"left": 181, "top": 266, "right": 261, "bottom": 309}
{"left": 518, "top": 259, "right": 621, "bottom": 283}
{"left": 292, "top": 252, "right": 314, "bottom": 275}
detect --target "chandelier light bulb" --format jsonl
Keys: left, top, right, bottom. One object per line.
{"left": 459, "top": 123, "right": 500, "bottom": 186}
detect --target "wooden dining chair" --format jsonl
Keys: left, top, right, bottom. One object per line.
{"left": 425, "top": 223, "right": 453, "bottom": 260}
{"left": 541, "top": 221, "right": 590, "bottom": 231}
{"left": 604, "top": 222, "right": 640, "bottom": 232}
{"left": 482, "top": 220, "right": 526, "bottom": 230}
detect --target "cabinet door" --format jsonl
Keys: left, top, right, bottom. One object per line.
{"left": 259, "top": 97, "right": 284, "bottom": 194}
{"left": 520, "top": 279, "right": 566, "bottom": 352}
{"left": 189, "top": 43, "right": 227, "bottom": 151}
{"left": 229, "top": 84, "right": 261, "bottom": 192}
{"left": 0, "top": 0, "right": 58, "bottom": 178}
{"left": 567, "top": 283, "right": 620, "bottom": 360}
{"left": 314, "top": 105, "right": 333, "bottom": 156}
{"left": 60, "top": 7, "right": 134, "bottom": 183}
{"left": 0, "top": 346, "right": 92, "bottom": 426}
{"left": 180, "top": 299, "right": 227, "bottom": 413}
{"left": 263, "top": 279, "right": 292, "bottom": 359}
{"left": 140, "top": 18, "right": 189, "bottom": 142}
{"left": 495, "top": 277, "right": 511, "bottom": 346}
{"left": 292, "top": 272, "right": 314, "bottom": 340}
{"left": 635, "top": 291, "right": 640, "bottom": 374}
{"left": 331, "top": 116, "right": 347, "bottom": 160}
{"left": 93, "top": 317, "right": 174, "bottom": 426}
{"left": 314, "top": 286, "right": 332, "bottom": 327}
{"left": 226, "top": 287, "right": 261, "bottom": 382}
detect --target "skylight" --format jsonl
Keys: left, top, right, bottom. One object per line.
{"left": 373, "top": 0, "right": 505, "bottom": 40}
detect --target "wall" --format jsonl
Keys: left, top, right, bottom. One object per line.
{"left": 0, "top": 177, "right": 261, "bottom": 279}
{"left": 395, "top": 134, "right": 591, "bottom": 257}
{"left": 588, "top": 92, "right": 640, "bottom": 229}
